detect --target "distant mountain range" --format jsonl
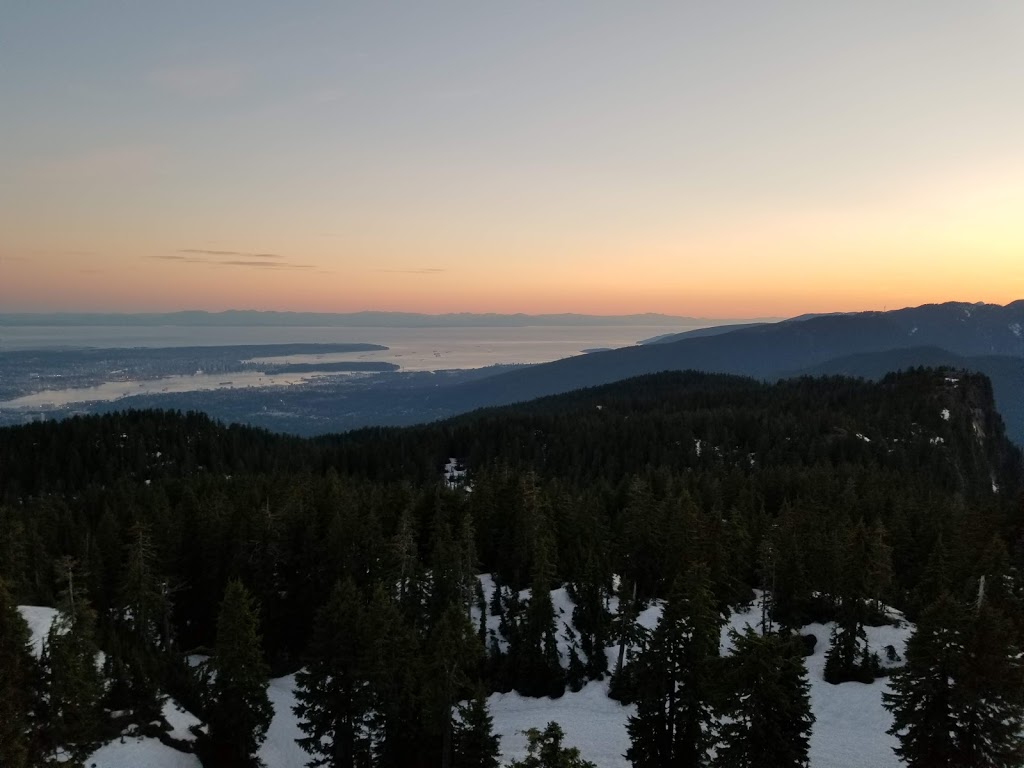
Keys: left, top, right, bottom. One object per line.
{"left": 0, "top": 310, "right": 772, "bottom": 328}
{"left": 8, "top": 301, "right": 1024, "bottom": 447}
{"left": 412, "top": 301, "right": 1024, "bottom": 444}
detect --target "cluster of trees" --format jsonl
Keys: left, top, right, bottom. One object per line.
{"left": 0, "top": 369, "right": 1022, "bottom": 767}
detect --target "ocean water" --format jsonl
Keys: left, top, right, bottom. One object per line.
{"left": 0, "top": 324, "right": 699, "bottom": 370}
{"left": 0, "top": 324, "right": 705, "bottom": 408}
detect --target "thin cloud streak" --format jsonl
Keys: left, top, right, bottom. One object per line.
{"left": 373, "top": 268, "right": 447, "bottom": 274}
{"left": 179, "top": 249, "right": 282, "bottom": 259}
{"left": 218, "top": 260, "right": 314, "bottom": 269}
{"left": 150, "top": 253, "right": 313, "bottom": 270}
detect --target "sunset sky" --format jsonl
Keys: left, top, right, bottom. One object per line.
{"left": 2, "top": 2, "right": 1023, "bottom": 317}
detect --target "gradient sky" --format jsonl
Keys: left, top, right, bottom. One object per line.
{"left": 2, "top": 2, "right": 1023, "bottom": 317}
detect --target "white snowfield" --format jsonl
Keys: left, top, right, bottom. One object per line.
{"left": 87, "top": 737, "right": 201, "bottom": 768}
{"left": 482, "top": 583, "right": 911, "bottom": 768}
{"left": 17, "top": 605, "right": 59, "bottom": 658}
{"left": 20, "top": 580, "right": 912, "bottom": 768}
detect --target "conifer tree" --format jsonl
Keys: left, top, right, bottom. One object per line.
{"left": 884, "top": 592, "right": 1024, "bottom": 767}
{"left": 513, "top": 536, "right": 565, "bottom": 698}
{"left": 452, "top": 687, "right": 501, "bottom": 768}
{"left": 40, "top": 559, "right": 104, "bottom": 765}
{"left": 363, "top": 583, "right": 424, "bottom": 768}
{"left": 506, "top": 721, "right": 596, "bottom": 768}
{"left": 0, "top": 579, "right": 39, "bottom": 768}
{"left": 865, "top": 521, "right": 894, "bottom": 616}
{"left": 715, "top": 627, "right": 814, "bottom": 768}
{"left": 626, "top": 563, "right": 723, "bottom": 768}
{"left": 119, "top": 522, "right": 169, "bottom": 648}
{"left": 429, "top": 603, "right": 483, "bottom": 768}
{"left": 608, "top": 576, "right": 647, "bottom": 703}
{"left": 110, "top": 522, "right": 169, "bottom": 718}
{"left": 294, "top": 578, "right": 374, "bottom": 768}
{"left": 207, "top": 579, "right": 273, "bottom": 767}
{"left": 569, "top": 558, "right": 611, "bottom": 681}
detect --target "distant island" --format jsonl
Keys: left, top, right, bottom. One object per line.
{"left": 0, "top": 310, "right": 776, "bottom": 328}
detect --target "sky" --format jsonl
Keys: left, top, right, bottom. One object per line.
{"left": 2, "top": 1, "right": 1023, "bottom": 318}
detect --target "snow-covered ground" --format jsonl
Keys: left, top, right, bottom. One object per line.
{"left": 163, "top": 698, "right": 203, "bottom": 743}
{"left": 87, "top": 737, "right": 202, "bottom": 768}
{"left": 20, "top": 581, "right": 912, "bottom": 768}
{"left": 259, "top": 674, "right": 307, "bottom": 768}
{"left": 17, "top": 605, "right": 58, "bottom": 658}
{"left": 477, "top": 581, "right": 911, "bottom": 768}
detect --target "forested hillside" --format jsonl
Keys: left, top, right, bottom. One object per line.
{"left": 1, "top": 369, "right": 1022, "bottom": 767}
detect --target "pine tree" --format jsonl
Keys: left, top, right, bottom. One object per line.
{"left": 294, "top": 579, "right": 375, "bottom": 768}
{"left": 429, "top": 603, "right": 482, "bottom": 768}
{"left": 511, "top": 536, "right": 565, "bottom": 698}
{"left": 626, "top": 563, "right": 723, "bottom": 768}
{"left": 569, "top": 560, "right": 611, "bottom": 681}
{"left": 884, "top": 592, "right": 1024, "bottom": 767}
{"left": 608, "top": 576, "right": 647, "bottom": 703}
{"left": 206, "top": 579, "right": 273, "bottom": 767}
{"left": 452, "top": 687, "right": 501, "bottom": 768}
{"left": 507, "top": 721, "right": 597, "bottom": 768}
{"left": 362, "top": 584, "right": 424, "bottom": 768}
{"left": 110, "top": 522, "right": 169, "bottom": 719}
{"left": 865, "top": 521, "right": 893, "bottom": 616}
{"left": 0, "top": 579, "right": 39, "bottom": 768}
{"left": 39, "top": 559, "right": 104, "bottom": 765}
{"left": 715, "top": 627, "right": 814, "bottom": 768}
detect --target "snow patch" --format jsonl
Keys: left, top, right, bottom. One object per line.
{"left": 930, "top": 436, "right": 944, "bottom": 445}
{"left": 162, "top": 698, "right": 203, "bottom": 743}
{"left": 444, "top": 458, "right": 470, "bottom": 491}
{"left": 17, "top": 605, "right": 59, "bottom": 659}
{"left": 1010, "top": 322, "right": 1022, "bottom": 338}
{"left": 259, "top": 674, "right": 307, "bottom": 768}
{"left": 233, "top": 579, "right": 914, "bottom": 768}
{"left": 940, "top": 409, "right": 950, "bottom": 421}
{"left": 489, "top": 681, "right": 631, "bottom": 767}
{"left": 486, "top": 590, "right": 912, "bottom": 768}
{"left": 87, "top": 737, "right": 201, "bottom": 768}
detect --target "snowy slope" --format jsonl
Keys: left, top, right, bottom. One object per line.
{"left": 479, "top": 581, "right": 911, "bottom": 768}
{"left": 87, "top": 738, "right": 202, "bottom": 768}
{"left": 18, "top": 604, "right": 204, "bottom": 768}
{"left": 259, "top": 673, "right": 308, "bottom": 768}
{"left": 17, "top": 605, "right": 58, "bottom": 658}
{"left": 18, "top": 584, "right": 912, "bottom": 768}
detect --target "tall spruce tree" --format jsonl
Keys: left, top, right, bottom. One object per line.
{"left": 363, "top": 584, "right": 424, "bottom": 768}
{"left": 207, "top": 579, "right": 273, "bottom": 767}
{"left": 452, "top": 687, "right": 501, "bottom": 768}
{"left": 0, "top": 579, "right": 39, "bottom": 768}
{"left": 294, "top": 578, "right": 375, "bottom": 768}
{"left": 569, "top": 556, "right": 611, "bottom": 681}
{"left": 109, "top": 522, "right": 169, "bottom": 719}
{"left": 626, "top": 563, "right": 723, "bottom": 768}
{"left": 715, "top": 627, "right": 814, "bottom": 768}
{"left": 428, "top": 603, "right": 481, "bottom": 768}
{"left": 884, "top": 592, "right": 1024, "bottom": 767}
{"left": 40, "top": 559, "right": 104, "bottom": 765}
{"left": 511, "top": 536, "right": 565, "bottom": 698}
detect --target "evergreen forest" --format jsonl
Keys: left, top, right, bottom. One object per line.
{"left": 1, "top": 369, "right": 1023, "bottom": 768}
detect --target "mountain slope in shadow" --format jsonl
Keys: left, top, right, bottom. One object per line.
{"left": 419, "top": 301, "right": 1024, "bottom": 441}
